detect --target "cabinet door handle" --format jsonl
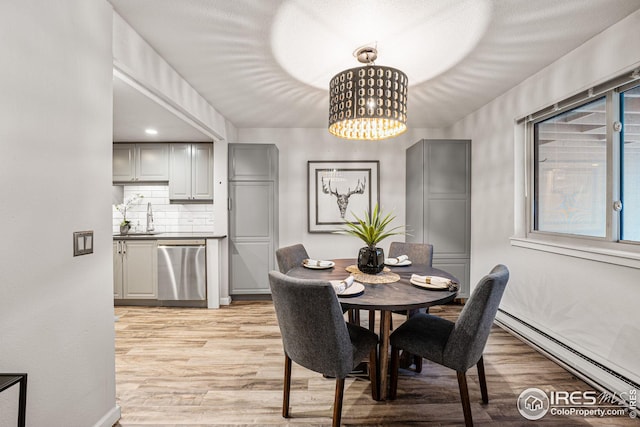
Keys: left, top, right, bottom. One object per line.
{"left": 122, "top": 241, "right": 126, "bottom": 255}
{"left": 117, "top": 241, "right": 121, "bottom": 254}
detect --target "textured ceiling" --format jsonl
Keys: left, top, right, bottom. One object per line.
{"left": 110, "top": 0, "right": 640, "bottom": 136}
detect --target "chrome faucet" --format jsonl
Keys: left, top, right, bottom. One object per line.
{"left": 146, "top": 202, "right": 155, "bottom": 232}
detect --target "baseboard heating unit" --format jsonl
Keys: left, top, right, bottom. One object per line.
{"left": 495, "top": 309, "right": 638, "bottom": 408}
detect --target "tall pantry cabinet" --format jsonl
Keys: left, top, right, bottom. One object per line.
{"left": 406, "top": 139, "right": 471, "bottom": 298}
{"left": 228, "top": 144, "right": 279, "bottom": 296}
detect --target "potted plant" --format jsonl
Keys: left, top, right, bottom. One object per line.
{"left": 339, "top": 204, "right": 405, "bottom": 274}
{"left": 114, "top": 193, "right": 143, "bottom": 235}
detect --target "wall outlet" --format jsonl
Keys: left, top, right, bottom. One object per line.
{"left": 73, "top": 231, "right": 94, "bottom": 256}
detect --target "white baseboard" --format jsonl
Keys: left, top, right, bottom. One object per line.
{"left": 93, "top": 405, "right": 121, "bottom": 427}
{"left": 219, "top": 296, "right": 232, "bottom": 305}
{"left": 495, "top": 311, "right": 638, "bottom": 400}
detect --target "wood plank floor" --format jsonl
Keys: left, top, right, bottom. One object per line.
{"left": 114, "top": 302, "right": 636, "bottom": 426}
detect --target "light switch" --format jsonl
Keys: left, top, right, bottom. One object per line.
{"left": 73, "top": 231, "right": 94, "bottom": 256}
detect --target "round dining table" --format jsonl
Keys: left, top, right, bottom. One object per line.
{"left": 286, "top": 258, "right": 458, "bottom": 400}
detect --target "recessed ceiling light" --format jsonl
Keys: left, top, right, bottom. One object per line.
{"left": 145, "top": 128, "right": 158, "bottom": 135}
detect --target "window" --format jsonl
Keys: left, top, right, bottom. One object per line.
{"left": 528, "top": 77, "right": 640, "bottom": 246}
{"left": 534, "top": 97, "right": 607, "bottom": 238}
{"left": 621, "top": 85, "right": 640, "bottom": 241}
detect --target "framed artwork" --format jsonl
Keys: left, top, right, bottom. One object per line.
{"left": 308, "top": 160, "right": 380, "bottom": 233}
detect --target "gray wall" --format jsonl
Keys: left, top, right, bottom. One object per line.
{"left": 0, "top": 1, "right": 118, "bottom": 426}
{"left": 444, "top": 10, "right": 640, "bottom": 387}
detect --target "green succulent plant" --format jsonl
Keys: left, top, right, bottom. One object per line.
{"left": 339, "top": 204, "right": 405, "bottom": 248}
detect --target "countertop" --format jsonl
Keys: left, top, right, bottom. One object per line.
{"left": 113, "top": 232, "right": 227, "bottom": 240}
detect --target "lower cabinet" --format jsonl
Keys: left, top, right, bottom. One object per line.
{"left": 113, "top": 240, "right": 158, "bottom": 299}
{"left": 229, "top": 181, "right": 276, "bottom": 294}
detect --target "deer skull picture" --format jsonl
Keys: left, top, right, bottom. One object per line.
{"left": 321, "top": 176, "right": 366, "bottom": 219}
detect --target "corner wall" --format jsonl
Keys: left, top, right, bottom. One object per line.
{"left": 444, "top": 10, "right": 640, "bottom": 390}
{"left": 0, "top": 1, "right": 118, "bottom": 426}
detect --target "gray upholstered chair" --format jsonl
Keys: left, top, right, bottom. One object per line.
{"left": 387, "top": 241, "right": 435, "bottom": 372}
{"left": 275, "top": 244, "right": 309, "bottom": 273}
{"left": 388, "top": 241, "right": 434, "bottom": 266}
{"left": 276, "top": 244, "right": 353, "bottom": 318}
{"left": 269, "top": 271, "right": 379, "bottom": 427}
{"left": 389, "top": 264, "right": 509, "bottom": 427}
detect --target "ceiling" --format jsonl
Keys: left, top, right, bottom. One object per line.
{"left": 110, "top": 0, "right": 640, "bottom": 140}
{"left": 113, "top": 76, "right": 211, "bottom": 142}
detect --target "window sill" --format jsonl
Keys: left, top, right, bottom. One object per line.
{"left": 510, "top": 237, "right": 640, "bottom": 269}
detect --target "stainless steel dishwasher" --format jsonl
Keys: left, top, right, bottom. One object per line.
{"left": 157, "top": 239, "right": 206, "bottom": 306}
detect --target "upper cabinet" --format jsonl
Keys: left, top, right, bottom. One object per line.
{"left": 169, "top": 143, "right": 214, "bottom": 201}
{"left": 113, "top": 143, "right": 169, "bottom": 183}
{"left": 228, "top": 144, "right": 278, "bottom": 181}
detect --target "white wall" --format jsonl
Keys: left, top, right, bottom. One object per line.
{"left": 444, "top": 10, "right": 640, "bottom": 388}
{"left": 0, "top": 1, "right": 119, "bottom": 426}
{"left": 237, "top": 127, "right": 444, "bottom": 260}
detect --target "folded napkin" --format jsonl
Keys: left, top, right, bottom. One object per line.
{"left": 330, "top": 276, "right": 354, "bottom": 294}
{"left": 410, "top": 274, "right": 458, "bottom": 290}
{"left": 303, "top": 258, "right": 333, "bottom": 267}
{"left": 386, "top": 254, "right": 409, "bottom": 265}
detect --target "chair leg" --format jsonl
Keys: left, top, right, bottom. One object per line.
{"left": 283, "top": 354, "right": 292, "bottom": 418}
{"left": 333, "top": 378, "right": 345, "bottom": 427}
{"left": 369, "top": 347, "right": 379, "bottom": 401}
{"left": 456, "top": 371, "right": 473, "bottom": 427}
{"left": 477, "top": 356, "right": 489, "bottom": 404}
{"left": 414, "top": 356, "right": 423, "bottom": 373}
{"left": 405, "top": 310, "right": 422, "bottom": 373}
{"left": 368, "top": 310, "right": 375, "bottom": 332}
{"left": 348, "top": 309, "right": 360, "bottom": 325}
{"left": 389, "top": 347, "right": 400, "bottom": 400}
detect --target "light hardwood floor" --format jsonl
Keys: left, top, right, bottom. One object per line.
{"left": 114, "top": 302, "right": 636, "bottom": 426}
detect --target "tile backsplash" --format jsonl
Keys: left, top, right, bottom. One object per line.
{"left": 112, "top": 185, "right": 214, "bottom": 234}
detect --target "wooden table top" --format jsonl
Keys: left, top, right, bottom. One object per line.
{"left": 286, "top": 258, "right": 458, "bottom": 311}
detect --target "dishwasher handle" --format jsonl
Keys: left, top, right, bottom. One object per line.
{"left": 157, "top": 239, "right": 206, "bottom": 246}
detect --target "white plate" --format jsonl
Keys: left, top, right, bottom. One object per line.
{"left": 337, "top": 282, "right": 365, "bottom": 297}
{"left": 410, "top": 278, "right": 452, "bottom": 290}
{"left": 302, "top": 260, "right": 335, "bottom": 270}
{"left": 384, "top": 259, "right": 412, "bottom": 266}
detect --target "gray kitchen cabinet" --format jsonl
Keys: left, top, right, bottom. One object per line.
{"left": 113, "top": 144, "right": 135, "bottom": 182}
{"left": 169, "top": 143, "right": 213, "bottom": 201}
{"left": 112, "top": 143, "right": 169, "bottom": 183}
{"left": 228, "top": 143, "right": 278, "bottom": 181}
{"left": 228, "top": 144, "right": 278, "bottom": 296}
{"left": 406, "top": 139, "right": 471, "bottom": 298}
{"left": 113, "top": 241, "right": 124, "bottom": 299}
{"left": 113, "top": 240, "right": 158, "bottom": 299}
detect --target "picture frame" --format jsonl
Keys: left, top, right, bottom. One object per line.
{"left": 308, "top": 160, "right": 380, "bottom": 233}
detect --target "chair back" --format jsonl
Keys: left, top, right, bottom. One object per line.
{"left": 388, "top": 242, "right": 434, "bottom": 266}
{"left": 268, "top": 271, "right": 355, "bottom": 378}
{"left": 276, "top": 244, "right": 309, "bottom": 273}
{"left": 443, "top": 264, "right": 509, "bottom": 371}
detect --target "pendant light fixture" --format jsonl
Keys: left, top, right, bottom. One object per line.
{"left": 328, "top": 46, "right": 408, "bottom": 140}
